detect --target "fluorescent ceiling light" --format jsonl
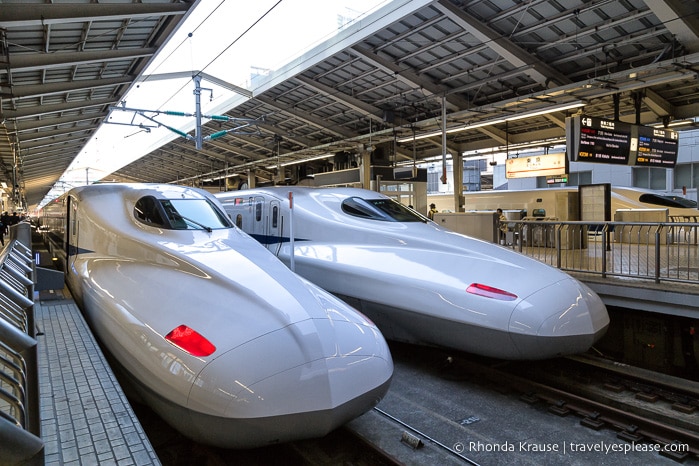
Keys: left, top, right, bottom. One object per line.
{"left": 397, "top": 101, "right": 584, "bottom": 143}
{"left": 267, "top": 153, "right": 334, "bottom": 169}
{"left": 652, "top": 118, "right": 697, "bottom": 128}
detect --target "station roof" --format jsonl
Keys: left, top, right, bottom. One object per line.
{"left": 2, "top": 0, "right": 698, "bottom": 211}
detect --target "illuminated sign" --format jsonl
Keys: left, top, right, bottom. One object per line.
{"left": 634, "top": 125, "right": 679, "bottom": 167}
{"left": 567, "top": 116, "right": 631, "bottom": 164}
{"left": 566, "top": 115, "right": 679, "bottom": 167}
{"left": 546, "top": 174, "right": 569, "bottom": 184}
{"left": 505, "top": 153, "right": 567, "bottom": 179}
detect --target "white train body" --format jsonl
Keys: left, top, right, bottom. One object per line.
{"left": 40, "top": 184, "right": 392, "bottom": 448}
{"left": 216, "top": 187, "right": 610, "bottom": 360}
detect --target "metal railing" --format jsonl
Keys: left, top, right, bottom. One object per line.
{"left": 0, "top": 236, "right": 43, "bottom": 466}
{"left": 502, "top": 219, "right": 699, "bottom": 285}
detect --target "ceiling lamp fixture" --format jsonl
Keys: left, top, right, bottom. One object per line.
{"left": 396, "top": 101, "right": 585, "bottom": 143}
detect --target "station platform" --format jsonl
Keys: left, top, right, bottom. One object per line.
{"left": 34, "top": 291, "right": 159, "bottom": 465}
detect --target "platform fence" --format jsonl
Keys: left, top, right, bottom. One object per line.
{"left": 502, "top": 219, "right": 699, "bottom": 285}
{"left": 0, "top": 232, "right": 44, "bottom": 465}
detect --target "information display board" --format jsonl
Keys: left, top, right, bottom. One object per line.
{"left": 566, "top": 115, "right": 679, "bottom": 167}
{"left": 634, "top": 125, "right": 679, "bottom": 167}
{"left": 567, "top": 116, "right": 631, "bottom": 164}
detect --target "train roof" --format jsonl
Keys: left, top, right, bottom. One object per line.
{"left": 221, "top": 186, "right": 388, "bottom": 200}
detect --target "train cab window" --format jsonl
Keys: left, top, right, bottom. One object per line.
{"left": 134, "top": 196, "right": 233, "bottom": 230}
{"left": 341, "top": 197, "right": 426, "bottom": 222}
{"left": 164, "top": 199, "right": 232, "bottom": 230}
{"left": 134, "top": 196, "right": 166, "bottom": 227}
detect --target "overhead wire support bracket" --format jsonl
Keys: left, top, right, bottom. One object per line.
{"left": 105, "top": 71, "right": 259, "bottom": 149}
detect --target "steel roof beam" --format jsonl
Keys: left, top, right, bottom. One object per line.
{"left": 434, "top": 0, "right": 571, "bottom": 87}
{"left": 3, "top": 49, "right": 157, "bottom": 74}
{"left": 204, "top": 139, "right": 267, "bottom": 162}
{"left": 2, "top": 97, "right": 118, "bottom": 119}
{"left": 12, "top": 126, "right": 96, "bottom": 144}
{"left": 350, "top": 45, "right": 470, "bottom": 111}
{"left": 15, "top": 112, "right": 108, "bottom": 132}
{"left": 0, "top": 3, "right": 190, "bottom": 28}
{"left": 295, "top": 74, "right": 388, "bottom": 125}
{"left": 21, "top": 143, "right": 85, "bottom": 159}
{"left": 254, "top": 95, "right": 356, "bottom": 140}
{"left": 2, "top": 77, "right": 133, "bottom": 99}
{"left": 18, "top": 134, "right": 89, "bottom": 151}
{"left": 644, "top": 0, "right": 699, "bottom": 52}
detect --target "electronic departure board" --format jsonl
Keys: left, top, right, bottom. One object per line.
{"left": 567, "top": 116, "right": 632, "bottom": 164}
{"left": 566, "top": 115, "right": 679, "bottom": 167}
{"left": 634, "top": 125, "right": 679, "bottom": 167}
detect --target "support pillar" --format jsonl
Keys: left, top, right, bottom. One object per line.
{"left": 452, "top": 151, "right": 464, "bottom": 212}
{"left": 359, "top": 151, "right": 372, "bottom": 190}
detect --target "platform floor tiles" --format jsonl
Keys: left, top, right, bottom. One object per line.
{"left": 35, "top": 296, "right": 160, "bottom": 466}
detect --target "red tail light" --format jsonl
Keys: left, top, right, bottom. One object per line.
{"left": 467, "top": 283, "right": 518, "bottom": 301}
{"left": 165, "top": 325, "right": 216, "bottom": 356}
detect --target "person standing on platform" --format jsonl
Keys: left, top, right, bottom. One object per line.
{"left": 428, "top": 203, "right": 438, "bottom": 220}
{"left": 497, "top": 208, "right": 508, "bottom": 244}
{"left": 0, "top": 212, "right": 8, "bottom": 243}
{"left": 9, "top": 212, "right": 19, "bottom": 227}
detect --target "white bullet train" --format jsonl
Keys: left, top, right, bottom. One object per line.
{"left": 39, "top": 183, "right": 392, "bottom": 449}
{"left": 216, "top": 187, "right": 610, "bottom": 360}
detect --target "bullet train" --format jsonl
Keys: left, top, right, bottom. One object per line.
{"left": 216, "top": 187, "right": 610, "bottom": 360}
{"left": 39, "top": 183, "right": 392, "bottom": 449}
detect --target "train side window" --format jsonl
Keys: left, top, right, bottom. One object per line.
{"left": 272, "top": 206, "right": 278, "bottom": 228}
{"left": 236, "top": 214, "right": 243, "bottom": 228}
{"left": 71, "top": 199, "right": 77, "bottom": 235}
{"left": 134, "top": 196, "right": 165, "bottom": 226}
{"left": 255, "top": 202, "right": 262, "bottom": 221}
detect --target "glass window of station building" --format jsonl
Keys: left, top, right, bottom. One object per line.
{"left": 674, "top": 162, "right": 699, "bottom": 190}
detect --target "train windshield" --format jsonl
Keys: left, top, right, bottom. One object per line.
{"left": 341, "top": 197, "right": 426, "bottom": 222}
{"left": 134, "top": 196, "right": 233, "bottom": 230}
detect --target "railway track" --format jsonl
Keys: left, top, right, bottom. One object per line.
{"left": 437, "top": 351, "right": 699, "bottom": 463}
{"left": 138, "top": 342, "right": 699, "bottom": 465}
{"left": 136, "top": 402, "right": 404, "bottom": 465}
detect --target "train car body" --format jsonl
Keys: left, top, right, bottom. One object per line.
{"left": 40, "top": 183, "right": 392, "bottom": 448}
{"left": 430, "top": 186, "right": 698, "bottom": 219}
{"left": 216, "top": 187, "right": 609, "bottom": 360}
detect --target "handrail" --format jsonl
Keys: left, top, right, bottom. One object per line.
{"left": 502, "top": 218, "right": 699, "bottom": 285}
{"left": 0, "top": 231, "right": 44, "bottom": 465}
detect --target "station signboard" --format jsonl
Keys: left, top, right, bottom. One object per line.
{"left": 505, "top": 152, "right": 567, "bottom": 179}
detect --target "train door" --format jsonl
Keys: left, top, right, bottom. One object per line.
{"left": 267, "top": 200, "right": 282, "bottom": 256}
{"left": 249, "top": 196, "right": 266, "bottom": 240}
{"left": 66, "top": 195, "right": 78, "bottom": 272}
{"left": 248, "top": 197, "right": 284, "bottom": 255}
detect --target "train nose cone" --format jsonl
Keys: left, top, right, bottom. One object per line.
{"left": 508, "top": 277, "right": 609, "bottom": 359}
{"left": 184, "top": 318, "right": 393, "bottom": 448}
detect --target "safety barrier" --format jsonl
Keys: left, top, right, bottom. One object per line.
{"left": 503, "top": 219, "right": 699, "bottom": 285}
{"left": 0, "top": 237, "right": 43, "bottom": 465}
